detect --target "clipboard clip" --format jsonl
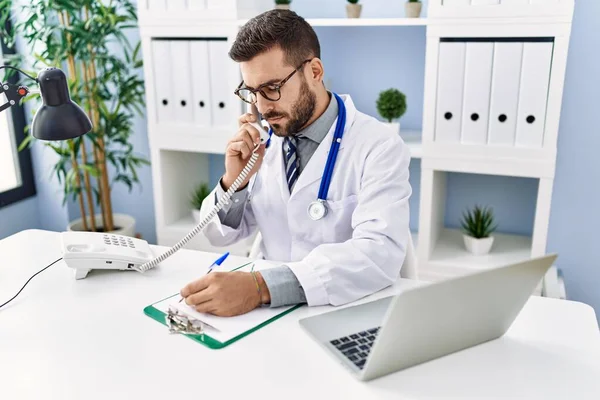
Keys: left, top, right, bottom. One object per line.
{"left": 166, "top": 305, "right": 206, "bottom": 336}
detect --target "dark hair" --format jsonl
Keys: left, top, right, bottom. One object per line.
{"left": 229, "top": 10, "right": 320, "bottom": 67}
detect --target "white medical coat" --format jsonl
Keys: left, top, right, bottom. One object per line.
{"left": 201, "top": 94, "right": 412, "bottom": 306}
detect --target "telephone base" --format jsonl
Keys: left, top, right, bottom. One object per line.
{"left": 74, "top": 269, "right": 91, "bottom": 280}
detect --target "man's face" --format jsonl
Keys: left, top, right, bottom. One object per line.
{"left": 239, "top": 47, "right": 316, "bottom": 137}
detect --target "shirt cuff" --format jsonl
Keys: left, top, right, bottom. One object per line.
{"left": 260, "top": 265, "right": 307, "bottom": 307}
{"left": 215, "top": 179, "right": 249, "bottom": 229}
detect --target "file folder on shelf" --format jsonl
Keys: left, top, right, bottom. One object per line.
{"left": 435, "top": 41, "right": 466, "bottom": 144}
{"left": 170, "top": 40, "right": 194, "bottom": 124}
{"left": 143, "top": 261, "right": 303, "bottom": 349}
{"left": 151, "top": 39, "right": 173, "bottom": 124}
{"left": 488, "top": 42, "right": 523, "bottom": 146}
{"left": 461, "top": 42, "right": 493, "bottom": 145}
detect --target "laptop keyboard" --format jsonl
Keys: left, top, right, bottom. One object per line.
{"left": 329, "top": 327, "right": 380, "bottom": 370}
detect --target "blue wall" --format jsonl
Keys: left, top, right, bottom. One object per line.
{"left": 1, "top": 0, "right": 598, "bottom": 320}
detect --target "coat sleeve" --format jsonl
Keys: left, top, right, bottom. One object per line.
{"left": 198, "top": 180, "right": 258, "bottom": 247}
{"left": 286, "top": 135, "right": 412, "bottom": 306}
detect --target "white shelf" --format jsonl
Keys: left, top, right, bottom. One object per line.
{"left": 401, "top": 130, "right": 422, "bottom": 159}
{"left": 427, "top": 228, "right": 532, "bottom": 272}
{"left": 236, "top": 17, "right": 429, "bottom": 27}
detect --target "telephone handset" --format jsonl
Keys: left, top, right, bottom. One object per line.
{"left": 249, "top": 103, "right": 270, "bottom": 144}
{"left": 61, "top": 106, "right": 268, "bottom": 280}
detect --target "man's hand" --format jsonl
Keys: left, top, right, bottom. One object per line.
{"left": 180, "top": 271, "right": 271, "bottom": 317}
{"left": 221, "top": 113, "right": 266, "bottom": 191}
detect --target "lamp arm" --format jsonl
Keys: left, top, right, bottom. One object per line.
{"left": 0, "top": 65, "right": 39, "bottom": 113}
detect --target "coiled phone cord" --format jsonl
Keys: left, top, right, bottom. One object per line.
{"left": 133, "top": 144, "right": 261, "bottom": 273}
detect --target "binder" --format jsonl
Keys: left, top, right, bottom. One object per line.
{"left": 167, "top": 0, "right": 187, "bottom": 11}
{"left": 143, "top": 261, "right": 302, "bottom": 349}
{"left": 435, "top": 41, "right": 466, "bottom": 144}
{"left": 515, "top": 42, "right": 553, "bottom": 148}
{"left": 151, "top": 40, "right": 174, "bottom": 124}
{"left": 189, "top": 40, "right": 213, "bottom": 128}
{"left": 488, "top": 42, "right": 523, "bottom": 146}
{"left": 461, "top": 42, "right": 493, "bottom": 145}
{"left": 170, "top": 40, "right": 194, "bottom": 124}
{"left": 208, "top": 40, "right": 232, "bottom": 127}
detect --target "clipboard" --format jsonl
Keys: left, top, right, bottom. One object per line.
{"left": 143, "top": 262, "right": 303, "bottom": 349}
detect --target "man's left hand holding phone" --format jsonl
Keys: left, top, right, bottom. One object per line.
{"left": 179, "top": 107, "right": 271, "bottom": 317}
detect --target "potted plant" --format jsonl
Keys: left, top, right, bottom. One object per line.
{"left": 274, "top": 0, "right": 292, "bottom": 10}
{"left": 460, "top": 205, "right": 498, "bottom": 255}
{"left": 346, "top": 0, "right": 362, "bottom": 18}
{"left": 376, "top": 88, "right": 407, "bottom": 135}
{"left": 190, "top": 183, "right": 211, "bottom": 223}
{"left": 1, "top": 0, "right": 148, "bottom": 237}
{"left": 405, "top": 0, "right": 423, "bottom": 18}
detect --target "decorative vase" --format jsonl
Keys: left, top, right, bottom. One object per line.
{"left": 384, "top": 122, "right": 401, "bottom": 135}
{"left": 346, "top": 3, "right": 362, "bottom": 18}
{"left": 463, "top": 234, "right": 494, "bottom": 255}
{"left": 275, "top": 4, "right": 290, "bottom": 10}
{"left": 67, "top": 213, "right": 136, "bottom": 237}
{"left": 405, "top": 2, "right": 422, "bottom": 18}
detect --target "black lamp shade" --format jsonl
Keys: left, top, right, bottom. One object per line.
{"left": 31, "top": 68, "right": 92, "bottom": 141}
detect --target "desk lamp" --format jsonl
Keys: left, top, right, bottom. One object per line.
{"left": 0, "top": 65, "right": 92, "bottom": 139}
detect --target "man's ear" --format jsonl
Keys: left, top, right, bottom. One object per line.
{"left": 307, "top": 58, "right": 325, "bottom": 83}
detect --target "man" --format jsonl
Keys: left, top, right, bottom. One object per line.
{"left": 179, "top": 10, "right": 412, "bottom": 317}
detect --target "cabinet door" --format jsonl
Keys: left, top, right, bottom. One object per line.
{"left": 151, "top": 40, "right": 174, "bottom": 124}
{"left": 170, "top": 40, "right": 194, "bottom": 125}
{"left": 189, "top": 40, "right": 213, "bottom": 128}
{"left": 208, "top": 40, "right": 234, "bottom": 128}
{"left": 515, "top": 42, "right": 553, "bottom": 148}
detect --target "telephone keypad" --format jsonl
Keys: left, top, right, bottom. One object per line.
{"left": 103, "top": 234, "right": 137, "bottom": 249}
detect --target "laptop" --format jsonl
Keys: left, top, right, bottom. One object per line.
{"left": 298, "top": 254, "right": 557, "bottom": 381}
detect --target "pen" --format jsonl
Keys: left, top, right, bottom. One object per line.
{"left": 179, "top": 252, "right": 230, "bottom": 303}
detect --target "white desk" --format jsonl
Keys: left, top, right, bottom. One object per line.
{"left": 1, "top": 229, "right": 599, "bottom": 399}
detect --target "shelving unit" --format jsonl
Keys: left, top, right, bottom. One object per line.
{"left": 138, "top": 0, "right": 575, "bottom": 294}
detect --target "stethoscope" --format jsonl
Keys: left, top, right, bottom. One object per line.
{"left": 264, "top": 92, "right": 346, "bottom": 221}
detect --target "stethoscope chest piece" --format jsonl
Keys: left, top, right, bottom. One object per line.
{"left": 308, "top": 200, "right": 327, "bottom": 221}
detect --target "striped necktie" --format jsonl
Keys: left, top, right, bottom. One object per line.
{"left": 284, "top": 136, "right": 299, "bottom": 192}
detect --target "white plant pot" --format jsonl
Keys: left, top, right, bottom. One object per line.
{"left": 67, "top": 213, "right": 136, "bottom": 237}
{"left": 346, "top": 3, "right": 362, "bottom": 18}
{"left": 384, "top": 121, "right": 401, "bottom": 135}
{"left": 274, "top": 4, "right": 290, "bottom": 10}
{"left": 192, "top": 209, "right": 201, "bottom": 224}
{"left": 405, "top": 2, "right": 422, "bottom": 18}
{"left": 463, "top": 234, "right": 494, "bottom": 255}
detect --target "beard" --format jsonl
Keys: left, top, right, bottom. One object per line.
{"left": 264, "top": 79, "right": 316, "bottom": 137}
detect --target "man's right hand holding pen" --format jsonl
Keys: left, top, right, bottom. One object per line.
{"left": 179, "top": 252, "right": 271, "bottom": 317}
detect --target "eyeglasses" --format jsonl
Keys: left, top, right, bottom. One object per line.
{"left": 234, "top": 59, "right": 312, "bottom": 104}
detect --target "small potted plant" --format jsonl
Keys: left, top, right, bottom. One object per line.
{"left": 460, "top": 205, "right": 498, "bottom": 255}
{"left": 190, "top": 183, "right": 211, "bottom": 223}
{"left": 274, "top": 0, "right": 291, "bottom": 10}
{"left": 346, "top": 0, "right": 362, "bottom": 18}
{"left": 405, "top": 0, "right": 423, "bottom": 18}
{"left": 376, "top": 88, "right": 407, "bottom": 135}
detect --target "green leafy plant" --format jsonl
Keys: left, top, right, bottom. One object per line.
{"left": 347, "top": 0, "right": 359, "bottom": 4}
{"left": 0, "top": 0, "right": 148, "bottom": 232}
{"left": 460, "top": 205, "right": 498, "bottom": 239}
{"left": 190, "top": 183, "right": 211, "bottom": 210}
{"left": 275, "top": 0, "right": 291, "bottom": 5}
{"left": 408, "top": 0, "right": 421, "bottom": 3}
{"left": 376, "top": 88, "right": 407, "bottom": 123}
